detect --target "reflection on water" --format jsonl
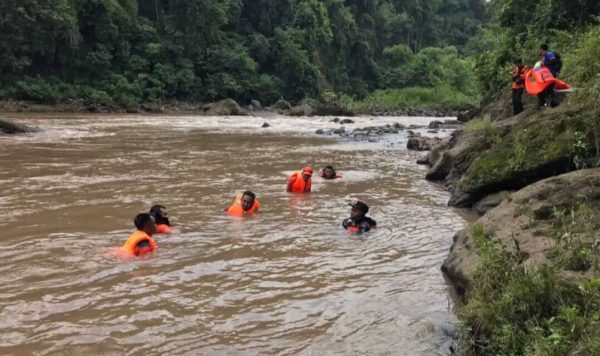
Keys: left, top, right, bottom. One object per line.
{"left": 0, "top": 114, "right": 465, "bottom": 355}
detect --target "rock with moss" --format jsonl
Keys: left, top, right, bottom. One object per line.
{"left": 425, "top": 104, "right": 600, "bottom": 207}
{"left": 0, "top": 119, "right": 40, "bottom": 134}
{"left": 272, "top": 98, "right": 292, "bottom": 112}
{"left": 444, "top": 168, "right": 600, "bottom": 298}
{"left": 202, "top": 98, "right": 248, "bottom": 116}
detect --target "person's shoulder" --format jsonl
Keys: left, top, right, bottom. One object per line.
{"left": 366, "top": 217, "right": 377, "bottom": 226}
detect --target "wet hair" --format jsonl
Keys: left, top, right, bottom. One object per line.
{"left": 134, "top": 213, "right": 153, "bottom": 230}
{"left": 149, "top": 204, "right": 169, "bottom": 226}
{"left": 242, "top": 191, "right": 256, "bottom": 200}
{"left": 540, "top": 44, "right": 549, "bottom": 51}
{"left": 324, "top": 165, "right": 334, "bottom": 170}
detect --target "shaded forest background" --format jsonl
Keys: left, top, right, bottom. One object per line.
{"left": 0, "top": 0, "right": 599, "bottom": 111}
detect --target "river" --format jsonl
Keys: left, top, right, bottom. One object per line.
{"left": 0, "top": 113, "right": 467, "bottom": 355}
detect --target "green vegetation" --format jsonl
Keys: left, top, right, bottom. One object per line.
{"left": 458, "top": 196, "right": 600, "bottom": 355}
{"left": 0, "top": 0, "right": 486, "bottom": 109}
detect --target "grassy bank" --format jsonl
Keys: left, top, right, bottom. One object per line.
{"left": 339, "top": 86, "right": 479, "bottom": 114}
{"left": 458, "top": 215, "right": 600, "bottom": 355}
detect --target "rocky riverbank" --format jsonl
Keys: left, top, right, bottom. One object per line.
{"left": 0, "top": 97, "right": 479, "bottom": 120}
{"left": 422, "top": 91, "right": 600, "bottom": 354}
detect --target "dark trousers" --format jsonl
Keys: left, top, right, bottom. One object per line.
{"left": 512, "top": 88, "right": 524, "bottom": 115}
{"left": 538, "top": 84, "right": 555, "bottom": 107}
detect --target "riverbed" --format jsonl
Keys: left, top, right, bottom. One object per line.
{"left": 0, "top": 113, "right": 466, "bottom": 355}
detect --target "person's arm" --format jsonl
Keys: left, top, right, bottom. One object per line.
{"left": 134, "top": 239, "right": 152, "bottom": 256}
{"left": 286, "top": 173, "right": 296, "bottom": 192}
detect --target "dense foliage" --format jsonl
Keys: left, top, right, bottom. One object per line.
{"left": 0, "top": 0, "right": 485, "bottom": 107}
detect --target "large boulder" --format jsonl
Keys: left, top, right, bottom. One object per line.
{"left": 425, "top": 102, "right": 599, "bottom": 208}
{"left": 407, "top": 134, "right": 442, "bottom": 151}
{"left": 202, "top": 98, "right": 248, "bottom": 116}
{"left": 272, "top": 98, "right": 292, "bottom": 111}
{"left": 0, "top": 119, "right": 40, "bottom": 134}
{"left": 442, "top": 168, "right": 600, "bottom": 298}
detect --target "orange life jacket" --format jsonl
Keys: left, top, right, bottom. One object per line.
{"left": 122, "top": 230, "right": 157, "bottom": 256}
{"left": 288, "top": 172, "right": 312, "bottom": 193}
{"left": 226, "top": 194, "right": 261, "bottom": 216}
{"left": 156, "top": 224, "right": 172, "bottom": 234}
{"left": 525, "top": 66, "right": 571, "bottom": 95}
{"left": 512, "top": 65, "right": 526, "bottom": 89}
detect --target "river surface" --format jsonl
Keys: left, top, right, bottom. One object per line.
{"left": 0, "top": 113, "right": 466, "bottom": 355}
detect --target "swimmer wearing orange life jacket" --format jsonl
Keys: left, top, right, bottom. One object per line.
{"left": 123, "top": 213, "right": 157, "bottom": 256}
{"left": 287, "top": 166, "right": 313, "bottom": 193}
{"left": 342, "top": 200, "right": 377, "bottom": 234}
{"left": 226, "top": 191, "right": 261, "bottom": 216}
{"left": 150, "top": 204, "right": 172, "bottom": 234}
{"left": 319, "top": 165, "right": 342, "bottom": 180}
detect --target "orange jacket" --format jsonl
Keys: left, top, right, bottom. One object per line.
{"left": 512, "top": 65, "right": 527, "bottom": 89}
{"left": 287, "top": 172, "right": 312, "bottom": 193}
{"left": 156, "top": 224, "right": 172, "bottom": 234}
{"left": 226, "top": 193, "right": 261, "bottom": 216}
{"left": 122, "top": 230, "right": 157, "bottom": 256}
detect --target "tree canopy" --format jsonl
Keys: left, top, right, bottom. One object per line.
{"left": 0, "top": 0, "right": 486, "bottom": 106}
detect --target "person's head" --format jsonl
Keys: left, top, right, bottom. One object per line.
{"left": 539, "top": 44, "right": 549, "bottom": 56}
{"left": 513, "top": 57, "right": 523, "bottom": 66}
{"left": 302, "top": 166, "right": 313, "bottom": 181}
{"left": 134, "top": 213, "right": 157, "bottom": 236}
{"left": 241, "top": 191, "right": 256, "bottom": 211}
{"left": 349, "top": 200, "right": 369, "bottom": 219}
{"left": 150, "top": 204, "right": 170, "bottom": 226}
{"left": 323, "top": 165, "right": 336, "bottom": 179}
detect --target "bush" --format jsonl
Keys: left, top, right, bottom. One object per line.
{"left": 457, "top": 222, "right": 600, "bottom": 355}
{"left": 340, "top": 85, "right": 478, "bottom": 113}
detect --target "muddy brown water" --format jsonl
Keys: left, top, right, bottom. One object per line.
{"left": 0, "top": 114, "right": 467, "bottom": 355}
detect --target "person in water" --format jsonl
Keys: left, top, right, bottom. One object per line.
{"left": 342, "top": 200, "right": 377, "bottom": 234}
{"left": 319, "top": 165, "right": 341, "bottom": 180}
{"left": 123, "top": 213, "right": 157, "bottom": 256}
{"left": 226, "top": 190, "right": 261, "bottom": 216}
{"left": 511, "top": 57, "right": 527, "bottom": 116}
{"left": 150, "top": 204, "right": 172, "bottom": 234}
{"left": 287, "top": 166, "right": 313, "bottom": 193}
{"left": 537, "top": 44, "right": 561, "bottom": 107}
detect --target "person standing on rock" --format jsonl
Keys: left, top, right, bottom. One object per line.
{"left": 287, "top": 167, "right": 313, "bottom": 193}
{"left": 537, "top": 44, "right": 562, "bottom": 107}
{"left": 511, "top": 57, "right": 527, "bottom": 116}
{"left": 342, "top": 200, "right": 377, "bottom": 234}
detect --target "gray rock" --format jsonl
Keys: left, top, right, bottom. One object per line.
{"left": 407, "top": 136, "right": 442, "bottom": 151}
{"left": 202, "top": 98, "right": 248, "bottom": 116}
{"left": 0, "top": 119, "right": 40, "bottom": 134}
{"left": 339, "top": 119, "right": 355, "bottom": 124}
{"left": 250, "top": 99, "right": 262, "bottom": 110}
{"left": 261, "top": 122, "right": 270, "bottom": 128}
{"left": 330, "top": 117, "right": 340, "bottom": 123}
{"left": 443, "top": 119, "right": 461, "bottom": 125}
{"left": 273, "top": 98, "right": 292, "bottom": 111}
{"left": 332, "top": 127, "right": 346, "bottom": 135}
{"left": 429, "top": 120, "right": 443, "bottom": 129}
{"left": 473, "top": 191, "right": 510, "bottom": 216}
